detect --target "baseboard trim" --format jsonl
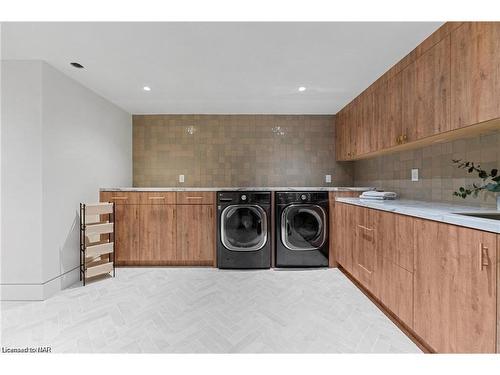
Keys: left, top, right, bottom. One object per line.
{"left": 1, "top": 267, "right": 80, "bottom": 301}
{"left": 116, "top": 260, "right": 213, "bottom": 266}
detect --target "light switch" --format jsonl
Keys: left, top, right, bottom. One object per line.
{"left": 411, "top": 169, "right": 419, "bottom": 182}
{"left": 179, "top": 174, "right": 185, "bottom": 183}
{"left": 325, "top": 174, "right": 332, "bottom": 183}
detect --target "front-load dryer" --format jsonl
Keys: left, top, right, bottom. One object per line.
{"left": 217, "top": 191, "right": 271, "bottom": 269}
{"left": 275, "top": 191, "right": 329, "bottom": 267}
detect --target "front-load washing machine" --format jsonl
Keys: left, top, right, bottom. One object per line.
{"left": 217, "top": 191, "right": 271, "bottom": 269}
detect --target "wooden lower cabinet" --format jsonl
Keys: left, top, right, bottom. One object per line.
{"left": 102, "top": 191, "right": 215, "bottom": 266}
{"left": 352, "top": 206, "right": 377, "bottom": 293}
{"left": 114, "top": 204, "right": 140, "bottom": 263}
{"left": 413, "top": 219, "right": 497, "bottom": 353}
{"left": 175, "top": 204, "right": 215, "bottom": 265}
{"left": 333, "top": 202, "right": 498, "bottom": 353}
{"left": 329, "top": 191, "right": 360, "bottom": 268}
{"left": 376, "top": 210, "right": 414, "bottom": 272}
{"left": 375, "top": 256, "right": 413, "bottom": 328}
{"left": 139, "top": 204, "right": 176, "bottom": 263}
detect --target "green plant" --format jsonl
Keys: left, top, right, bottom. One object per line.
{"left": 452, "top": 159, "right": 500, "bottom": 198}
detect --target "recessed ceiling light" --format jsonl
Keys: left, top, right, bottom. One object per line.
{"left": 70, "top": 62, "right": 84, "bottom": 69}
{"left": 298, "top": 86, "right": 306, "bottom": 92}
{"left": 143, "top": 86, "right": 151, "bottom": 92}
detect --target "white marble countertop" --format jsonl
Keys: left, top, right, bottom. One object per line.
{"left": 100, "top": 186, "right": 374, "bottom": 192}
{"left": 336, "top": 197, "right": 500, "bottom": 234}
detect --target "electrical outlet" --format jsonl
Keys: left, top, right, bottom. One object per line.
{"left": 411, "top": 168, "right": 419, "bottom": 182}
{"left": 325, "top": 174, "right": 332, "bottom": 183}
{"left": 179, "top": 174, "right": 185, "bottom": 183}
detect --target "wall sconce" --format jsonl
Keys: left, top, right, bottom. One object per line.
{"left": 272, "top": 126, "right": 286, "bottom": 136}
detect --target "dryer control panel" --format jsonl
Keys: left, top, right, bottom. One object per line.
{"left": 275, "top": 191, "right": 328, "bottom": 204}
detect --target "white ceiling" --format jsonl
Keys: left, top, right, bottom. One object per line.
{"left": 2, "top": 22, "right": 442, "bottom": 114}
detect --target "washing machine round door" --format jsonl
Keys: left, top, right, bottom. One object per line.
{"left": 221, "top": 205, "right": 268, "bottom": 251}
{"left": 281, "top": 204, "right": 327, "bottom": 251}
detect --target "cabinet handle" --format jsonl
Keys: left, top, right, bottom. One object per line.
{"left": 357, "top": 224, "right": 374, "bottom": 231}
{"left": 358, "top": 263, "right": 373, "bottom": 275}
{"left": 479, "top": 243, "right": 489, "bottom": 271}
{"left": 111, "top": 196, "right": 128, "bottom": 200}
{"left": 148, "top": 196, "right": 165, "bottom": 200}
{"left": 186, "top": 196, "right": 204, "bottom": 200}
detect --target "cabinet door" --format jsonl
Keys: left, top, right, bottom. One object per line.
{"left": 333, "top": 203, "right": 351, "bottom": 271}
{"left": 373, "top": 76, "right": 403, "bottom": 150}
{"left": 176, "top": 205, "right": 215, "bottom": 264}
{"left": 335, "top": 110, "right": 346, "bottom": 160}
{"left": 376, "top": 211, "right": 414, "bottom": 272}
{"left": 376, "top": 255, "right": 414, "bottom": 328}
{"left": 114, "top": 204, "right": 140, "bottom": 264}
{"left": 357, "top": 92, "right": 375, "bottom": 155}
{"left": 372, "top": 210, "right": 414, "bottom": 328}
{"left": 403, "top": 36, "right": 451, "bottom": 141}
{"left": 383, "top": 74, "right": 403, "bottom": 149}
{"left": 414, "top": 219, "right": 497, "bottom": 353}
{"left": 352, "top": 207, "right": 377, "bottom": 293}
{"left": 451, "top": 22, "right": 500, "bottom": 128}
{"left": 139, "top": 204, "right": 176, "bottom": 262}
{"left": 343, "top": 104, "right": 356, "bottom": 160}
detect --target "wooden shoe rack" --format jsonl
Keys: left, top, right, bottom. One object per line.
{"left": 80, "top": 202, "right": 115, "bottom": 285}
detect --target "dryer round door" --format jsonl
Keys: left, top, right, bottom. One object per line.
{"left": 221, "top": 205, "right": 268, "bottom": 251}
{"left": 281, "top": 204, "right": 327, "bottom": 251}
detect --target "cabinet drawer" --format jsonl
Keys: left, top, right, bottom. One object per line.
{"left": 139, "top": 192, "right": 176, "bottom": 204}
{"left": 176, "top": 192, "right": 215, "bottom": 205}
{"left": 100, "top": 191, "right": 140, "bottom": 204}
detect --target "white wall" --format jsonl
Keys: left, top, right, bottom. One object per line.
{"left": 1, "top": 61, "right": 44, "bottom": 299}
{"left": 1, "top": 60, "right": 132, "bottom": 300}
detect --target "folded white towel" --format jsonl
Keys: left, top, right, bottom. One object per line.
{"left": 359, "top": 191, "right": 398, "bottom": 200}
{"left": 359, "top": 196, "right": 389, "bottom": 200}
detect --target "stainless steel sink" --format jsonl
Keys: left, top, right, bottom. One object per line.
{"left": 455, "top": 212, "right": 500, "bottom": 221}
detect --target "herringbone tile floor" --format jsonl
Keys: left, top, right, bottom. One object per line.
{"left": 0, "top": 268, "right": 421, "bottom": 353}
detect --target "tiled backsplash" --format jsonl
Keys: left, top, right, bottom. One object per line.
{"left": 133, "top": 115, "right": 354, "bottom": 187}
{"left": 354, "top": 130, "right": 500, "bottom": 208}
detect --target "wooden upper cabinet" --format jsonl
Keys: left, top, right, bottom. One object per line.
{"left": 334, "top": 22, "right": 500, "bottom": 161}
{"left": 344, "top": 103, "right": 356, "bottom": 160}
{"left": 451, "top": 22, "right": 500, "bottom": 129}
{"left": 357, "top": 91, "right": 375, "bottom": 154}
{"left": 384, "top": 73, "right": 403, "bottom": 149}
{"left": 403, "top": 35, "right": 451, "bottom": 141}
{"left": 413, "top": 219, "right": 497, "bottom": 353}
{"left": 335, "top": 105, "right": 356, "bottom": 161}
{"left": 334, "top": 109, "right": 345, "bottom": 160}
{"left": 372, "top": 75, "right": 403, "bottom": 151}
